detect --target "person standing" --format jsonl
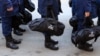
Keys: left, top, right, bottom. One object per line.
{"left": 12, "top": 0, "right": 26, "bottom": 36}
{"left": 38, "top": 0, "right": 62, "bottom": 50}
{"left": 0, "top": 0, "right": 21, "bottom": 49}
{"left": 71, "top": 0, "right": 97, "bottom": 51}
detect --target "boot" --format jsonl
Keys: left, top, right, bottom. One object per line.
{"left": 9, "top": 34, "right": 21, "bottom": 44}
{"left": 45, "top": 42, "right": 59, "bottom": 50}
{"left": 44, "top": 34, "right": 59, "bottom": 50}
{"left": 77, "top": 42, "right": 93, "bottom": 52}
{"left": 44, "top": 34, "right": 58, "bottom": 45}
{"left": 5, "top": 35, "right": 19, "bottom": 49}
{"left": 13, "top": 29, "right": 23, "bottom": 36}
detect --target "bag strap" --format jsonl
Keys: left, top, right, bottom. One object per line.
{"left": 50, "top": 9, "right": 56, "bottom": 20}
{"left": 46, "top": 6, "right": 57, "bottom": 20}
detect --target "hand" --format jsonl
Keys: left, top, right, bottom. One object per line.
{"left": 7, "top": 7, "right": 13, "bottom": 12}
{"left": 85, "top": 12, "right": 90, "bottom": 18}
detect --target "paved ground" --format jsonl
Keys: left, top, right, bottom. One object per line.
{"left": 0, "top": 0, "right": 100, "bottom": 56}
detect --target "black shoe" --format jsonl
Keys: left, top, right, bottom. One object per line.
{"left": 45, "top": 42, "right": 59, "bottom": 50}
{"left": 50, "top": 39, "right": 58, "bottom": 45}
{"left": 14, "top": 30, "right": 23, "bottom": 36}
{"left": 12, "top": 39, "right": 21, "bottom": 44}
{"left": 18, "top": 28, "right": 26, "bottom": 32}
{"left": 6, "top": 42, "right": 19, "bottom": 49}
{"left": 77, "top": 43, "right": 93, "bottom": 52}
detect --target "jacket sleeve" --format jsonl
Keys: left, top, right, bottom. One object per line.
{"left": 4, "top": 0, "right": 13, "bottom": 9}
{"left": 84, "top": 0, "right": 91, "bottom": 12}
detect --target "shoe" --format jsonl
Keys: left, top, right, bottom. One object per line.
{"left": 77, "top": 43, "right": 93, "bottom": 52}
{"left": 14, "top": 30, "right": 23, "bottom": 36}
{"left": 45, "top": 42, "right": 59, "bottom": 50}
{"left": 18, "top": 28, "right": 26, "bottom": 32}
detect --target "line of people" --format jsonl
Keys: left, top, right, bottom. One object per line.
{"left": 0, "top": 0, "right": 100, "bottom": 52}
{"left": 0, "top": 0, "right": 62, "bottom": 50}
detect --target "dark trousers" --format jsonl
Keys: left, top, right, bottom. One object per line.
{"left": 41, "top": 10, "right": 58, "bottom": 42}
{"left": 12, "top": 14, "right": 22, "bottom": 30}
{"left": 1, "top": 17, "right": 12, "bottom": 36}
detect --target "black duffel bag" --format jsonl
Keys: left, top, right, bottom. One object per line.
{"left": 24, "top": 0, "right": 35, "bottom": 12}
{"left": 20, "top": 10, "right": 32, "bottom": 24}
{"left": 28, "top": 18, "right": 65, "bottom": 36}
{"left": 71, "top": 26, "right": 100, "bottom": 46}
